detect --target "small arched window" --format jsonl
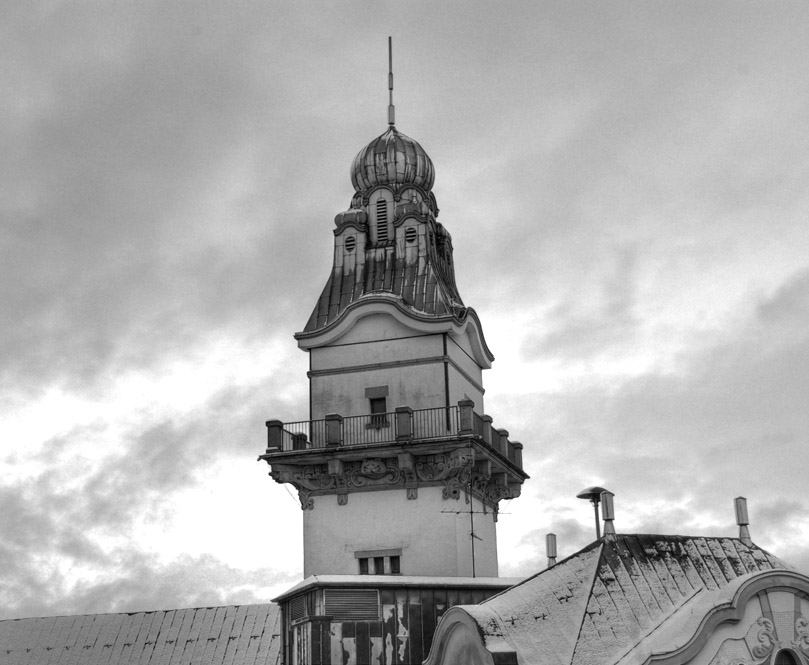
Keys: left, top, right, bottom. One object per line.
{"left": 345, "top": 235, "right": 356, "bottom": 252}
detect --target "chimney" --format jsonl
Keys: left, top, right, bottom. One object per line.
{"left": 546, "top": 533, "right": 557, "bottom": 567}
{"left": 735, "top": 496, "right": 752, "bottom": 546}
{"left": 601, "top": 490, "right": 616, "bottom": 539}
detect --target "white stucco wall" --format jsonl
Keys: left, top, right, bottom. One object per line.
{"left": 308, "top": 315, "right": 491, "bottom": 420}
{"left": 310, "top": 360, "right": 448, "bottom": 420}
{"left": 309, "top": 318, "right": 449, "bottom": 419}
{"left": 303, "top": 487, "right": 498, "bottom": 578}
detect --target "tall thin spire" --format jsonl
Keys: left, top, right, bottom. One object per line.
{"left": 388, "top": 36, "right": 395, "bottom": 127}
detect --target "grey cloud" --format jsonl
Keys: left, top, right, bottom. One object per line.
{"left": 0, "top": 377, "right": 303, "bottom": 619}
{"left": 521, "top": 246, "right": 639, "bottom": 361}
{"left": 3, "top": 547, "right": 296, "bottom": 621}
{"left": 505, "top": 267, "right": 809, "bottom": 568}
{"left": 500, "top": 519, "right": 594, "bottom": 577}
{"left": 757, "top": 268, "right": 809, "bottom": 327}
{"left": 0, "top": 2, "right": 332, "bottom": 398}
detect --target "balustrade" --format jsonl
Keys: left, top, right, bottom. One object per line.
{"left": 264, "top": 401, "right": 523, "bottom": 470}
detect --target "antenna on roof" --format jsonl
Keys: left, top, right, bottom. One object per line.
{"left": 388, "top": 36, "right": 395, "bottom": 127}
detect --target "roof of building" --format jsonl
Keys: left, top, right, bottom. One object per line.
{"left": 441, "top": 534, "right": 791, "bottom": 665}
{"left": 0, "top": 603, "right": 280, "bottom": 665}
{"left": 300, "top": 250, "right": 465, "bottom": 334}
{"left": 351, "top": 126, "right": 435, "bottom": 192}
{"left": 273, "top": 574, "right": 525, "bottom": 602}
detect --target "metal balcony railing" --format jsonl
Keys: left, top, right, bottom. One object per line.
{"left": 265, "top": 400, "right": 523, "bottom": 470}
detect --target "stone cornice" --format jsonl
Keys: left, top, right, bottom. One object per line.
{"left": 268, "top": 447, "right": 520, "bottom": 515}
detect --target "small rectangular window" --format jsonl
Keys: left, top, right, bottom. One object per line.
{"left": 354, "top": 549, "right": 402, "bottom": 576}
{"left": 369, "top": 397, "right": 387, "bottom": 428}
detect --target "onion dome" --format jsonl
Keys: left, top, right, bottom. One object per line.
{"left": 350, "top": 126, "right": 435, "bottom": 192}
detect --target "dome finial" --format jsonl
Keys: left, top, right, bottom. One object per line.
{"left": 388, "top": 36, "right": 395, "bottom": 127}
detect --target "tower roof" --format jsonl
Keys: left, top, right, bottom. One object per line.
{"left": 350, "top": 126, "right": 435, "bottom": 192}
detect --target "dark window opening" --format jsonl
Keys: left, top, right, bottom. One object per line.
{"left": 374, "top": 557, "right": 385, "bottom": 574}
{"left": 369, "top": 397, "right": 388, "bottom": 428}
{"left": 775, "top": 651, "right": 800, "bottom": 665}
{"left": 355, "top": 551, "right": 402, "bottom": 576}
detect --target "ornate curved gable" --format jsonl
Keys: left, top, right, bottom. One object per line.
{"left": 639, "top": 570, "right": 809, "bottom": 665}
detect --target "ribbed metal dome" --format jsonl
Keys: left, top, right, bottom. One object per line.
{"left": 350, "top": 126, "right": 435, "bottom": 192}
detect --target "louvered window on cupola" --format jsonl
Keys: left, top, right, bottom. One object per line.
{"left": 375, "top": 198, "right": 389, "bottom": 242}
{"left": 323, "top": 589, "right": 380, "bottom": 621}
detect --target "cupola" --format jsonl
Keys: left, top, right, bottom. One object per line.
{"left": 350, "top": 125, "right": 435, "bottom": 192}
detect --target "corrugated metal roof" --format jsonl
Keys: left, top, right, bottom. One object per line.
{"left": 463, "top": 534, "right": 790, "bottom": 665}
{"left": 0, "top": 603, "right": 280, "bottom": 665}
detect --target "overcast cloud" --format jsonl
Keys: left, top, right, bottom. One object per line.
{"left": 2, "top": 1, "right": 808, "bottom": 620}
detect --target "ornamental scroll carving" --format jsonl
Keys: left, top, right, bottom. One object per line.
{"left": 750, "top": 617, "right": 775, "bottom": 659}
{"left": 704, "top": 598, "right": 809, "bottom": 665}
{"left": 795, "top": 616, "right": 809, "bottom": 657}
{"left": 269, "top": 450, "right": 513, "bottom": 511}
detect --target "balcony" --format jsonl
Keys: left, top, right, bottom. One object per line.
{"left": 264, "top": 400, "right": 523, "bottom": 470}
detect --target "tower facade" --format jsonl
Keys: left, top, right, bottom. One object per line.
{"left": 261, "top": 95, "right": 528, "bottom": 665}
{"left": 262, "top": 122, "right": 526, "bottom": 579}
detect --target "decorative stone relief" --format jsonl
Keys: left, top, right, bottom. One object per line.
{"left": 794, "top": 617, "right": 809, "bottom": 657}
{"left": 415, "top": 451, "right": 474, "bottom": 482}
{"left": 270, "top": 449, "right": 513, "bottom": 512}
{"left": 297, "top": 489, "right": 314, "bottom": 511}
{"left": 270, "top": 464, "right": 335, "bottom": 492}
{"left": 750, "top": 617, "right": 775, "bottom": 660}
{"left": 703, "top": 594, "right": 809, "bottom": 665}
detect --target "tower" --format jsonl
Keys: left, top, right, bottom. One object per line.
{"left": 260, "top": 43, "right": 528, "bottom": 665}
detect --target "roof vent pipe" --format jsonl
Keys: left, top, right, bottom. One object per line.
{"left": 576, "top": 486, "right": 609, "bottom": 540}
{"left": 735, "top": 496, "right": 752, "bottom": 546}
{"left": 601, "top": 490, "right": 616, "bottom": 539}
{"left": 546, "top": 533, "right": 557, "bottom": 567}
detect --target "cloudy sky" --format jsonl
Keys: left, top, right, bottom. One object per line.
{"left": 3, "top": 1, "right": 809, "bottom": 621}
